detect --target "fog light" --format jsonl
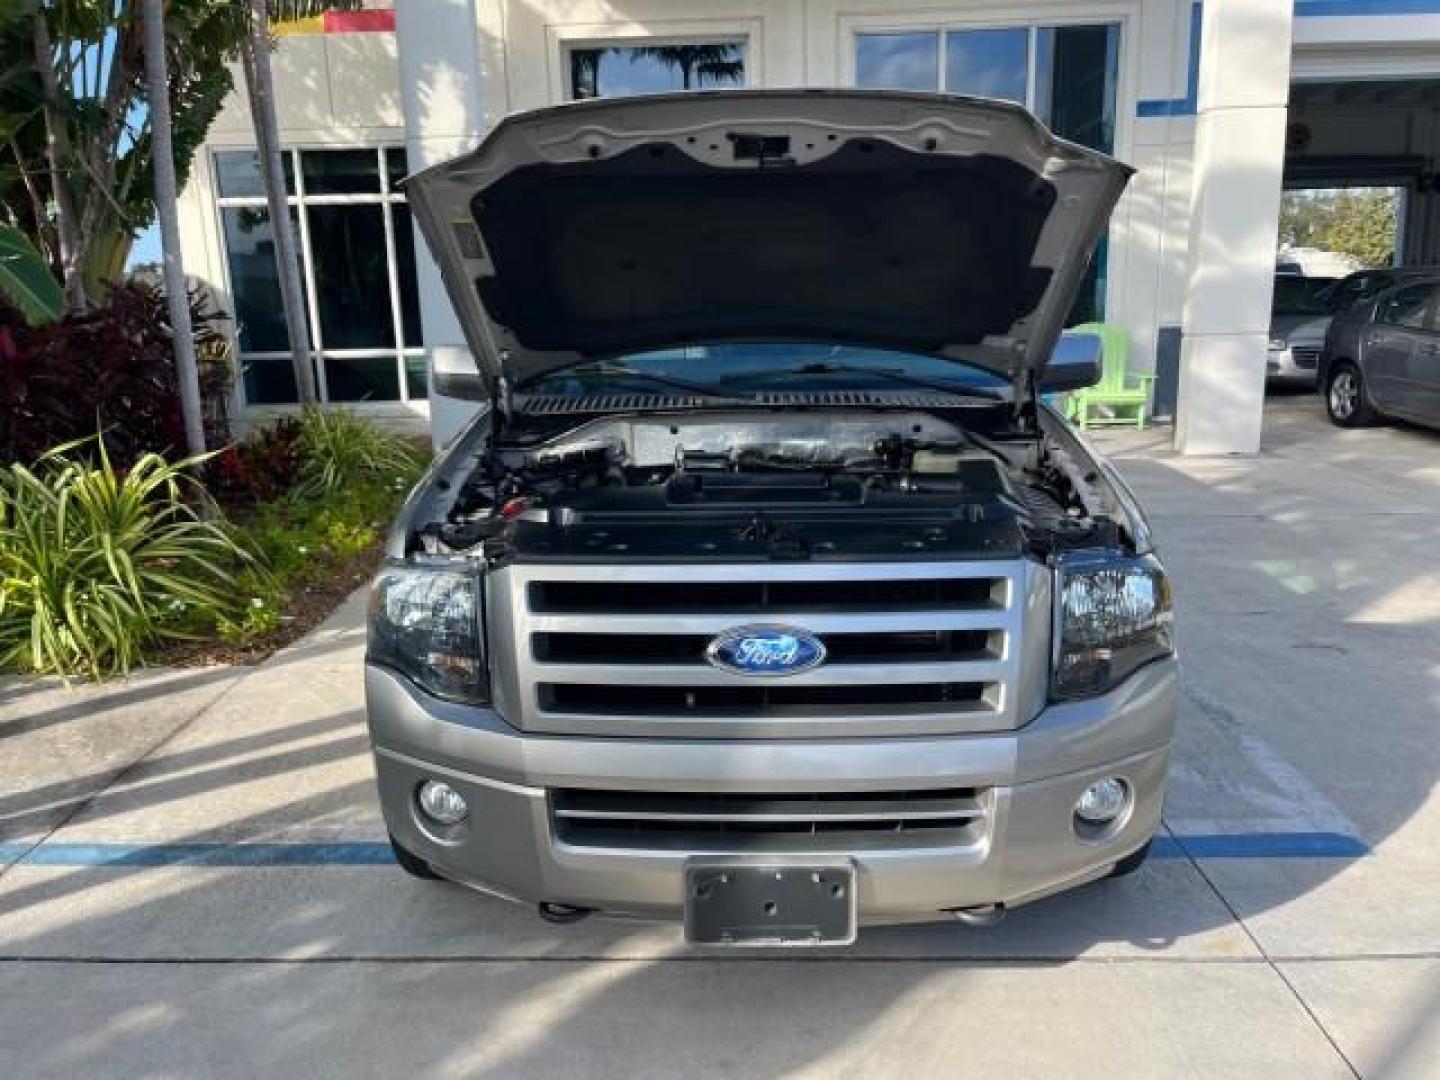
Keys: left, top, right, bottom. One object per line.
{"left": 417, "top": 780, "right": 468, "bottom": 825}
{"left": 1075, "top": 778, "right": 1129, "bottom": 825}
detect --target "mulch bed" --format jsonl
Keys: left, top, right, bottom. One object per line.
{"left": 151, "top": 543, "right": 384, "bottom": 669}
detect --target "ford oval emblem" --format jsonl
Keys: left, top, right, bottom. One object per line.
{"left": 706, "top": 625, "right": 827, "bottom": 677}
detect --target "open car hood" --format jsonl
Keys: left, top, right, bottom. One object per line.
{"left": 405, "top": 89, "right": 1132, "bottom": 401}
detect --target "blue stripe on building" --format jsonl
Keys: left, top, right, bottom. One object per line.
{"left": 1136, "top": 1, "right": 1440, "bottom": 120}
{"left": 1137, "top": 2, "right": 1203, "bottom": 118}
{"left": 1297, "top": 1, "right": 1440, "bottom": 16}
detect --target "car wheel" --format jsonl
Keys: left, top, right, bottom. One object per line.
{"left": 1106, "top": 839, "right": 1152, "bottom": 879}
{"left": 389, "top": 834, "right": 445, "bottom": 880}
{"left": 1326, "top": 363, "right": 1377, "bottom": 427}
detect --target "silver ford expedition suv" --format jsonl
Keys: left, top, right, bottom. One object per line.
{"left": 365, "top": 90, "right": 1176, "bottom": 945}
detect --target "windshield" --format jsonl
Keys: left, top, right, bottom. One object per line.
{"left": 519, "top": 343, "right": 1011, "bottom": 397}
{"left": 1273, "top": 277, "right": 1336, "bottom": 317}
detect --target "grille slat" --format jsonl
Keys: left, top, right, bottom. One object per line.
{"left": 532, "top": 659, "right": 1006, "bottom": 688}
{"left": 552, "top": 787, "right": 986, "bottom": 850}
{"left": 534, "top": 629, "right": 997, "bottom": 665}
{"left": 526, "top": 610, "right": 1008, "bottom": 636}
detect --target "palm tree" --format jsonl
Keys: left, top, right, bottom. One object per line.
{"left": 628, "top": 44, "right": 744, "bottom": 91}
{"left": 239, "top": 0, "right": 324, "bottom": 405}
{"left": 27, "top": 10, "right": 85, "bottom": 312}
{"left": 140, "top": 0, "right": 205, "bottom": 455}
{"left": 234, "top": 1, "right": 365, "bottom": 406}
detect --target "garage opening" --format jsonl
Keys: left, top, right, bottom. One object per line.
{"left": 1264, "top": 79, "right": 1440, "bottom": 405}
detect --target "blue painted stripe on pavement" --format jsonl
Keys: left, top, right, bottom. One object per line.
{"left": 1155, "top": 831, "right": 1370, "bottom": 859}
{"left": 0, "top": 842, "right": 396, "bottom": 867}
{"left": 0, "top": 832, "right": 1368, "bottom": 868}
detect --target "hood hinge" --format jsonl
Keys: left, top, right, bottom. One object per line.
{"left": 493, "top": 371, "right": 515, "bottom": 438}
{"left": 1012, "top": 368, "right": 1040, "bottom": 436}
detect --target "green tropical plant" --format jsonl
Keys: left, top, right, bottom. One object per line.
{"left": 0, "top": 439, "right": 268, "bottom": 678}
{"left": 292, "top": 406, "right": 419, "bottom": 500}
{"left": 1, "top": 1, "right": 248, "bottom": 308}
{"left": 0, "top": 221, "right": 62, "bottom": 323}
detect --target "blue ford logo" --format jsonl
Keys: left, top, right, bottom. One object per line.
{"left": 706, "top": 625, "right": 827, "bottom": 677}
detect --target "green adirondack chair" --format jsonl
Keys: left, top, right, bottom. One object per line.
{"left": 1063, "top": 322, "right": 1154, "bottom": 430}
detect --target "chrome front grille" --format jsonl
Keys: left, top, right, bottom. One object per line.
{"left": 1292, "top": 347, "right": 1320, "bottom": 370}
{"left": 487, "top": 560, "right": 1044, "bottom": 739}
{"left": 551, "top": 787, "right": 989, "bottom": 851}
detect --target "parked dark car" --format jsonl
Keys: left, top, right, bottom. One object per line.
{"left": 1319, "top": 276, "right": 1440, "bottom": 429}
{"left": 1315, "top": 267, "right": 1440, "bottom": 315}
{"left": 1269, "top": 268, "right": 1437, "bottom": 388}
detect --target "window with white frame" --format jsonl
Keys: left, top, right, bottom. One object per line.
{"left": 855, "top": 25, "right": 1119, "bottom": 153}
{"left": 566, "top": 39, "right": 746, "bottom": 100}
{"left": 855, "top": 23, "right": 1120, "bottom": 323}
{"left": 214, "top": 147, "right": 425, "bottom": 407}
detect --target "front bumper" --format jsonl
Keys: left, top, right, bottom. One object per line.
{"left": 365, "top": 658, "right": 1177, "bottom": 921}
{"left": 1267, "top": 345, "right": 1321, "bottom": 383}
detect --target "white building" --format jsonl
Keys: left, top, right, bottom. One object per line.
{"left": 176, "top": 0, "right": 1440, "bottom": 453}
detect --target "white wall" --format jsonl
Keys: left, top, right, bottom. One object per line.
{"left": 1120, "top": 0, "right": 1199, "bottom": 378}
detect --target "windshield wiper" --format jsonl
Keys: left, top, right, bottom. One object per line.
{"left": 520, "top": 363, "right": 740, "bottom": 400}
{"left": 726, "top": 362, "right": 1006, "bottom": 400}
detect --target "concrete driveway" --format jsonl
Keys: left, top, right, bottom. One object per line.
{"left": 1, "top": 395, "right": 1437, "bottom": 1078}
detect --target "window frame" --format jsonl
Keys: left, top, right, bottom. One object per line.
{"left": 212, "top": 144, "right": 426, "bottom": 411}
{"left": 843, "top": 8, "right": 1134, "bottom": 150}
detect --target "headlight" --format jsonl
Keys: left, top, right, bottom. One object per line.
{"left": 1052, "top": 553, "right": 1173, "bottom": 701}
{"left": 1268, "top": 338, "right": 1288, "bottom": 352}
{"left": 367, "top": 564, "right": 488, "bottom": 703}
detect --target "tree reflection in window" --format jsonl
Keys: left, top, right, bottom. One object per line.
{"left": 569, "top": 42, "right": 745, "bottom": 100}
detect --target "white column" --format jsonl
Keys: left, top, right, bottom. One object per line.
{"left": 396, "top": 0, "right": 486, "bottom": 447}
{"left": 1175, "top": 0, "right": 1293, "bottom": 455}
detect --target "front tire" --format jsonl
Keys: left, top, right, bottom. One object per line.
{"left": 1326, "top": 363, "right": 1377, "bottom": 427}
{"left": 389, "top": 834, "right": 444, "bottom": 880}
{"left": 1106, "top": 839, "right": 1152, "bottom": 878}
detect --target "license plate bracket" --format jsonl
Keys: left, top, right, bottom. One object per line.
{"left": 683, "top": 860, "right": 857, "bottom": 946}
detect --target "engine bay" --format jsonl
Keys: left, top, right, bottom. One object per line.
{"left": 411, "top": 409, "right": 1123, "bottom": 563}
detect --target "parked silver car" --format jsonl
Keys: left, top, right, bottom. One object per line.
{"left": 365, "top": 90, "right": 1177, "bottom": 944}
{"left": 1268, "top": 275, "right": 1335, "bottom": 385}
{"left": 1320, "top": 276, "right": 1440, "bottom": 430}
